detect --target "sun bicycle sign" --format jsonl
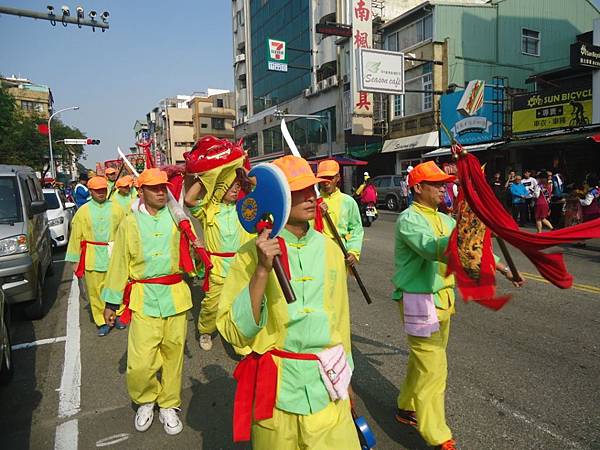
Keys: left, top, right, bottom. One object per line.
{"left": 267, "top": 38, "right": 288, "bottom": 72}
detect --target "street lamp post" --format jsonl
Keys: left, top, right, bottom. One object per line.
{"left": 273, "top": 110, "right": 333, "bottom": 158}
{"left": 48, "top": 106, "right": 79, "bottom": 179}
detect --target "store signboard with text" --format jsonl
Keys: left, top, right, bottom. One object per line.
{"left": 267, "top": 38, "right": 288, "bottom": 72}
{"left": 357, "top": 49, "right": 404, "bottom": 95}
{"left": 440, "top": 83, "right": 504, "bottom": 146}
{"left": 512, "top": 83, "right": 592, "bottom": 134}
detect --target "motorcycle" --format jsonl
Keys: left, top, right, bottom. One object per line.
{"left": 358, "top": 200, "right": 378, "bottom": 227}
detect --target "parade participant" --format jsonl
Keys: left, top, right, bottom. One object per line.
{"left": 316, "top": 159, "right": 364, "bottom": 265}
{"left": 74, "top": 173, "right": 90, "bottom": 208}
{"left": 66, "top": 176, "right": 126, "bottom": 336}
{"left": 217, "top": 155, "right": 361, "bottom": 449}
{"left": 183, "top": 136, "right": 252, "bottom": 352}
{"left": 392, "top": 161, "right": 520, "bottom": 450}
{"left": 113, "top": 175, "right": 136, "bottom": 213}
{"left": 101, "top": 168, "right": 194, "bottom": 436}
{"left": 105, "top": 167, "right": 118, "bottom": 192}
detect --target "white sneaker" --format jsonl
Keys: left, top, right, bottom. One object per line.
{"left": 199, "top": 334, "right": 212, "bottom": 351}
{"left": 159, "top": 407, "right": 183, "bottom": 435}
{"left": 134, "top": 402, "right": 155, "bottom": 432}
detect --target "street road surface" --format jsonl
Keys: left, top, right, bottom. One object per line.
{"left": 1, "top": 213, "right": 599, "bottom": 449}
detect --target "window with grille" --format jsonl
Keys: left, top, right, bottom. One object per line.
{"left": 521, "top": 28, "right": 540, "bottom": 56}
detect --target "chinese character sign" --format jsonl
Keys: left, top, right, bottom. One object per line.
{"left": 351, "top": 0, "right": 373, "bottom": 135}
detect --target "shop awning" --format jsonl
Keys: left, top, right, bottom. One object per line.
{"left": 422, "top": 142, "right": 501, "bottom": 158}
{"left": 381, "top": 131, "right": 439, "bottom": 154}
{"left": 491, "top": 127, "right": 600, "bottom": 149}
{"left": 347, "top": 142, "right": 383, "bottom": 158}
{"left": 308, "top": 155, "right": 368, "bottom": 166}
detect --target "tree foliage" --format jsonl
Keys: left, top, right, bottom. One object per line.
{"left": 0, "top": 85, "right": 86, "bottom": 175}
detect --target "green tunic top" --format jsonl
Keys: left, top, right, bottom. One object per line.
{"left": 392, "top": 202, "right": 456, "bottom": 311}
{"left": 217, "top": 226, "right": 353, "bottom": 415}
{"left": 65, "top": 199, "right": 124, "bottom": 272}
{"left": 317, "top": 188, "right": 364, "bottom": 259}
{"left": 101, "top": 206, "right": 193, "bottom": 318}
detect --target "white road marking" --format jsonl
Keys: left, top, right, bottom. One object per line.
{"left": 54, "top": 276, "right": 81, "bottom": 450}
{"left": 12, "top": 336, "right": 66, "bottom": 351}
{"left": 53, "top": 259, "right": 66, "bottom": 263}
{"left": 95, "top": 433, "right": 130, "bottom": 447}
{"left": 54, "top": 419, "right": 78, "bottom": 450}
{"left": 484, "top": 395, "right": 584, "bottom": 449}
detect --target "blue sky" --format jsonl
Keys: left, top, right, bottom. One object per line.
{"left": 0, "top": 0, "right": 233, "bottom": 167}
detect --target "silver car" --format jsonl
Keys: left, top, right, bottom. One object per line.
{"left": 370, "top": 174, "right": 408, "bottom": 211}
{"left": 0, "top": 165, "right": 52, "bottom": 320}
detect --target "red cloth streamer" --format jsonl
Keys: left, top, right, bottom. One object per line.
{"left": 232, "top": 349, "right": 319, "bottom": 442}
{"left": 453, "top": 145, "right": 600, "bottom": 289}
{"left": 74, "top": 240, "right": 108, "bottom": 278}
{"left": 446, "top": 191, "right": 511, "bottom": 310}
{"left": 314, "top": 198, "right": 325, "bottom": 232}
{"left": 119, "top": 273, "right": 183, "bottom": 324}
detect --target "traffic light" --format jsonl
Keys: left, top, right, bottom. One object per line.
{"left": 86, "top": 138, "right": 100, "bottom": 145}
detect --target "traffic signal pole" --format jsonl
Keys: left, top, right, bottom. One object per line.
{"left": 0, "top": 5, "right": 109, "bottom": 30}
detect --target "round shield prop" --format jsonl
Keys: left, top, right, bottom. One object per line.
{"left": 236, "top": 163, "right": 291, "bottom": 237}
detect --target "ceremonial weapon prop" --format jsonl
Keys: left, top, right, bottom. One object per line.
{"left": 280, "top": 119, "right": 373, "bottom": 304}
{"left": 236, "top": 163, "right": 296, "bottom": 303}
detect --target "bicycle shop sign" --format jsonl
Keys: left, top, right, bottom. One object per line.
{"left": 512, "top": 84, "right": 593, "bottom": 133}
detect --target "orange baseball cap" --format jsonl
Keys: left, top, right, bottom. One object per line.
{"left": 105, "top": 167, "right": 117, "bottom": 175}
{"left": 136, "top": 168, "right": 170, "bottom": 187}
{"left": 88, "top": 176, "right": 108, "bottom": 190}
{"left": 316, "top": 160, "right": 340, "bottom": 178}
{"left": 272, "top": 155, "right": 326, "bottom": 191}
{"left": 116, "top": 175, "right": 134, "bottom": 188}
{"left": 408, "top": 161, "right": 456, "bottom": 188}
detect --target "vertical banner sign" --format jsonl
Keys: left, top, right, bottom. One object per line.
{"left": 267, "top": 38, "right": 288, "bottom": 72}
{"left": 351, "top": 0, "right": 373, "bottom": 135}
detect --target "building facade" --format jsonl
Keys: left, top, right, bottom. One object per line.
{"left": 1, "top": 76, "right": 54, "bottom": 120}
{"left": 372, "top": 0, "right": 599, "bottom": 176}
{"left": 188, "top": 90, "right": 235, "bottom": 142}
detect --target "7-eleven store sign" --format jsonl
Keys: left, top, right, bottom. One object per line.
{"left": 267, "top": 38, "right": 288, "bottom": 72}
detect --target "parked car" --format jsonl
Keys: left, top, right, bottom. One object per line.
{"left": 0, "top": 165, "right": 52, "bottom": 320}
{"left": 43, "top": 188, "right": 75, "bottom": 247}
{"left": 0, "top": 287, "right": 13, "bottom": 385}
{"left": 370, "top": 174, "right": 408, "bottom": 211}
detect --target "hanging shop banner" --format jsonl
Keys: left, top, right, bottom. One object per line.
{"left": 267, "top": 38, "right": 288, "bottom": 72}
{"left": 350, "top": 0, "right": 373, "bottom": 135}
{"left": 512, "top": 83, "right": 592, "bottom": 134}
{"left": 357, "top": 48, "right": 405, "bottom": 95}
{"left": 440, "top": 83, "right": 504, "bottom": 146}
{"left": 570, "top": 42, "right": 600, "bottom": 70}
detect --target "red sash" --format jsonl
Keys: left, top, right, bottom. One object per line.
{"left": 119, "top": 273, "right": 183, "bottom": 324}
{"left": 232, "top": 349, "right": 318, "bottom": 442}
{"left": 201, "top": 251, "right": 236, "bottom": 291}
{"left": 74, "top": 240, "right": 108, "bottom": 278}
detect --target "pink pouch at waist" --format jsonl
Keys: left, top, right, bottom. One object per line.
{"left": 402, "top": 293, "right": 439, "bottom": 337}
{"left": 316, "top": 344, "right": 352, "bottom": 401}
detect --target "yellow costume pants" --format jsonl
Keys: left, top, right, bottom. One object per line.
{"left": 198, "top": 274, "right": 250, "bottom": 355}
{"left": 127, "top": 310, "right": 187, "bottom": 408}
{"left": 252, "top": 399, "right": 361, "bottom": 450}
{"left": 83, "top": 270, "right": 124, "bottom": 327}
{"left": 198, "top": 274, "right": 223, "bottom": 334}
{"left": 397, "top": 303, "right": 453, "bottom": 446}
